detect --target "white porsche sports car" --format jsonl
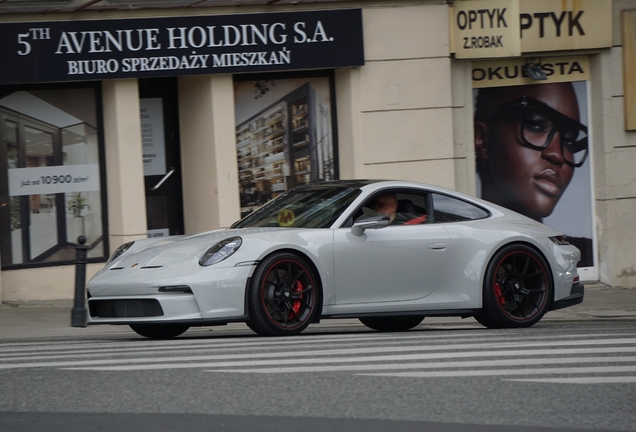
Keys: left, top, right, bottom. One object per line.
{"left": 87, "top": 180, "right": 583, "bottom": 339}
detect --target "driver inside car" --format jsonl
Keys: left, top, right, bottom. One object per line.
{"left": 372, "top": 193, "right": 427, "bottom": 225}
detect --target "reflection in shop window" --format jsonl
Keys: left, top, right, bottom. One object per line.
{"left": 0, "top": 86, "right": 107, "bottom": 268}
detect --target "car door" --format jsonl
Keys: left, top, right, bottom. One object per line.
{"left": 332, "top": 190, "right": 452, "bottom": 304}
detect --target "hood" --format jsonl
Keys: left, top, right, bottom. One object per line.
{"left": 109, "top": 227, "right": 300, "bottom": 268}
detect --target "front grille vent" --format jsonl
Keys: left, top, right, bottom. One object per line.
{"left": 89, "top": 299, "right": 163, "bottom": 318}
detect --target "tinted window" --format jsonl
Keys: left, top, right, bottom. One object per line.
{"left": 432, "top": 193, "right": 489, "bottom": 223}
{"left": 344, "top": 190, "right": 429, "bottom": 227}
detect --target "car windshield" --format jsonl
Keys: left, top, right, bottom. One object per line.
{"left": 232, "top": 185, "right": 362, "bottom": 229}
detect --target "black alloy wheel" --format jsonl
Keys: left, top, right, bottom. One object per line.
{"left": 359, "top": 316, "right": 424, "bottom": 332}
{"left": 247, "top": 252, "right": 318, "bottom": 336}
{"left": 129, "top": 323, "right": 190, "bottom": 339}
{"left": 475, "top": 244, "right": 552, "bottom": 329}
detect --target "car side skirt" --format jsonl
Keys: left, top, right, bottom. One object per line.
{"left": 321, "top": 309, "right": 479, "bottom": 319}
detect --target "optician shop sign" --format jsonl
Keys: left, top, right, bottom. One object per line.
{"left": 451, "top": 0, "right": 612, "bottom": 59}
{"left": 0, "top": 9, "right": 364, "bottom": 85}
{"left": 472, "top": 56, "right": 590, "bottom": 88}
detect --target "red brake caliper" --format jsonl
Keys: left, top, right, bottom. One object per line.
{"left": 495, "top": 283, "right": 506, "bottom": 306}
{"left": 290, "top": 280, "right": 303, "bottom": 318}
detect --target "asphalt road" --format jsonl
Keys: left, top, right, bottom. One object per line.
{"left": 1, "top": 320, "right": 635, "bottom": 432}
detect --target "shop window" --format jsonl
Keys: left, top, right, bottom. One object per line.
{"left": 0, "top": 83, "right": 107, "bottom": 269}
{"left": 234, "top": 71, "right": 338, "bottom": 218}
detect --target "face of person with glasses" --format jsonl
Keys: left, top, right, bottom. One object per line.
{"left": 474, "top": 83, "right": 588, "bottom": 221}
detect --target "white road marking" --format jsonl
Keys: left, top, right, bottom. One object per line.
{"left": 0, "top": 332, "right": 624, "bottom": 361}
{"left": 2, "top": 337, "right": 635, "bottom": 369}
{"left": 201, "top": 355, "right": 636, "bottom": 374}
{"left": 4, "top": 331, "right": 636, "bottom": 389}
{"left": 62, "top": 347, "right": 636, "bottom": 371}
{"left": 504, "top": 376, "right": 636, "bottom": 384}
{"left": 359, "top": 365, "right": 636, "bottom": 378}
{"left": 0, "top": 331, "right": 630, "bottom": 354}
{"left": 0, "top": 331, "right": 490, "bottom": 354}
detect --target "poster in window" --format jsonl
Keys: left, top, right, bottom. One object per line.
{"left": 473, "top": 80, "right": 594, "bottom": 267}
{"left": 234, "top": 74, "right": 337, "bottom": 218}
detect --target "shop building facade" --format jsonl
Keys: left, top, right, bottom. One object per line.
{"left": 0, "top": 0, "right": 634, "bottom": 303}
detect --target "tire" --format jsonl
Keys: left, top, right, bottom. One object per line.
{"left": 359, "top": 316, "right": 424, "bottom": 332}
{"left": 129, "top": 323, "right": 190, "bottom": 339}
{"left": 247, "top": 252, "right": 319, "bottom": 336}
{"left": 475, "top": 244, "right": 552, "bottom": 329}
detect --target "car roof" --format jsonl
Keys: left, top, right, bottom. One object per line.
{"left": 299, "top": 179, "right": 472, "bottom": 198}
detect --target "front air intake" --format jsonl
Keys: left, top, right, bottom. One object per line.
{"left": 89, "top": 299, "right": 163, "bottom": 318}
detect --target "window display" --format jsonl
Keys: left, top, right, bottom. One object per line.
{"left": 0, "top": 84, "right": 107, "bottom": 268}
{"left": 234, "top": 73, "right": 337, "bottom": 218}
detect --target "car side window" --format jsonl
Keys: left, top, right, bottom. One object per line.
{"left": 344, "top": 190, "right": 430, "bottom": 227}
{"left": 431, "top": 193, "right": 490, "bottom": 223}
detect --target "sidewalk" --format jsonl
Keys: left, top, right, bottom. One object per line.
{"left": 0, "top": 283, "right": 635, "bottom": 340}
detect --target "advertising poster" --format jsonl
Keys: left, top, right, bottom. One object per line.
{"left": 473, "top": 76, "right": 594, "bottom": 268}
{"left": 234, "top": 74, "right": 336, "bottom": 217}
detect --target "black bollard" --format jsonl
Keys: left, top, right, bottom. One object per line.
{"left": 71, "top": 235, "right": 88, "bottom": 327}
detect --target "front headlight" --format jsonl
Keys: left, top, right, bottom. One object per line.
{"left": 549, "top": 236, "right": 570, "bottom": 246}
{"left": 108, "top": 241, "right": 134, "bottom": 263}
{"left": 199, "top": 237, "right": 242, "bottom": 266}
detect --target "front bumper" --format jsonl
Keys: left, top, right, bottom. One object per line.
{"left": 550, "top": 282, "right": 584, "bottom": 311}
{"left": 86, "top": 264, "right": 254, "bottom": 324}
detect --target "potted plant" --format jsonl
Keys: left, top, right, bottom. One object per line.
{"left": 68, "top": 192, "right": 90, "bottom": 239}
{"left": 68, "top": 192, "right": 89, "bottom": 218}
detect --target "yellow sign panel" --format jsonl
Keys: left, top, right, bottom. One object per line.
{"left": 451, "top": 0, "right": 612, "bottom": 58}
{"left": 472, "top": 56, "right": 590, "bottom": 88}
{"left": 519, "top": 0, "right": 612, "bottom": 53}
{"left": 452, "top": 0, "right": 521, "bottom": 59}
{"left": 623, "top": 10, "right": 636, "bottom": 131}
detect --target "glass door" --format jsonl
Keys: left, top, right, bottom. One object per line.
{"left": 25, "top": 124, "right": 62, "bottom": 261}
{"left": 0, "top": 111, "right": 63, "bottom": 264}
{"left": 139, "top": 78, "right": 184, "bottom": 238}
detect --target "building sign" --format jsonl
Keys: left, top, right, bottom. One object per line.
{"left": 472, "top": 56, "right": 590, "bottom": 88}
{"left": 519, "top": 0, "right": 612, "bottom": 53}
{"left": 0, "top": 9, "right": 364, "bottom": 85}
{"left": 452, "top": 0, "right": 612, "bottom": 59}
{"left": 452, "top": 0, "right": 521, "bottom": 59}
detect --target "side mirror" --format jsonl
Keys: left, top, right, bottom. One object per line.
{"left": 351, "top": 215, "right": 390, "bottom": 236}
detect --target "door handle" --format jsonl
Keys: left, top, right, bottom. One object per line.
{"left": 427, "top": 243, "right": 447, "bottom": 250}
{"left": 149, "top": 167, "right": 175, "bottom": 191}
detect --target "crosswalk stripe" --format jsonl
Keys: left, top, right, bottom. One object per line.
{"left": 504, "top": 376, "right": 636, "bottom": 384}
{"left": 359, "top": 365, "right": 636, "bottom": 378}
{"left": 0, "top": 331, "right": 495, "bottom": 354}
{"left": 0, "top": 331, "right": 632, "bottom": 354}
{"left": 1, "top": 337, "right": 635, "bottom": 370}
{"left": 61, "top": 347, "right": 636, "bottom": 371}
{"left": 0, "top": 333, "right": 629, "bottom": 362}
{"left": 201, "top": 355, "right": 636, "bottom": 374}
